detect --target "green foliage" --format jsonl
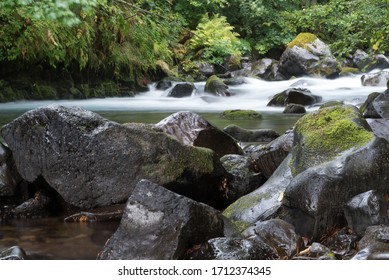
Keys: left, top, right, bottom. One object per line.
{"left": 187, "top": 14, "right": 247, "bottom": 65}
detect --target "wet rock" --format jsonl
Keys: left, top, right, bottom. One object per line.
{"left": 251, "top": 58, "right": 280, "bottom": 80}
{"left": 223, "top": 77, "right": 246, "bottom": 86}
{"left": 283, "top": 103, "right": 306, "bottom": 114}
{"left": 155, "top": 80, "right": 172, "bottom": 90}
{"left": 220, "top": 154, "right": 266, "bottom": 203}
{"left": 344, "top": 190, "right": 388, "bottom": 236}
{"left": 11, "top": 190, "right": 56, "bottom": 219}
{"left": 0, "top": 144, "right": 21, "bottom": 196}
{"left": 0, "top": 246, "right": 27, "bottom": 260}
{"left": 279, "top": 106, "right": 389, "bottom": 239}
{"left": 242, "top": 219, "right": 302, "bottom": 259}
{"left": 1, "top": 105, "right": 229, "bottom": 209}
{"left": 167, "top": 83, "right": 196, "bottom": 98}
{"left": 361, "top": 71, "right": 389, "bottom": 87}
{"left": 321, "top": 227, "right": 359, "bottom": 258}
{"left": 186, "top": 237, "right": 277, "bottom": 260}
{"left": 279, "top": 33, "right": 341, "bottom": 79}
{"left": 97, "top": 180, "right": 224, "bottom": 260}
{"left": 223, "top": 124, "right": 279, "bottom": 143}
{"left": 353, "top": 50, "right": 389, "bottom": 71}
{"left": 204, "top": 75, "right": 232, "bottom": 97}
{"left": 360, "top": 91, "right": 389, "bottom": 118}
{"left": 220, "top": 110, "right": 262, "bottom": 120}
{"left": 366, "top": 118, "right": 389, "bottom": 142}
{"left": 352, "top": 242, "right": 389, "bottom": 260}
{"left": 357, "top": 225, "right": 389, "bottom": 250}
{"left": 156, "top": 111, "right": 243, "bottom": 157}
{"left": 267, "top": 88, "right": 322, "bottom": 107}
{"left": 245, "top": 129, "right": 294, "bottom": 178}
{"left": 294, "top": 242, "right": 336, "bottom": 260}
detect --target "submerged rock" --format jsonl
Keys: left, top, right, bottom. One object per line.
{"left": 223, "top": 124, "right": 279, "bottom": 143}
{"left": 1, "top": 105, "right": 229, "bottom": 209}
{"left": 220, "top": 110, "right": 262, "bottom": 120}
{"left": 97, "top": 180, "right": 224, "bottom": 260}
{"left": 156, "top": 111, "right": 243, "bottom": 157}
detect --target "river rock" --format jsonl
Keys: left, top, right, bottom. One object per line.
{"left": 220, "top": 154, "right": 266, "bottom": 203}
{"left": 294, "top": 242, "right": 336, "bottom": 260}
{"left": 0, "top": 246, "right": 27, "bottom": 260}
{"left": 267, "top": 88, "right": 322, "bottom": 107}
{"left": 361, "top": 71, "right": 389, "bottom": 87}
{"left": 278, "top": 33, "right": 341, "bottom": 79}
{"left": 97, "top": 180, "right": 224, "bottom": 260}
{"left": 353, "top": 50, "right": 389, "bottom": 71}
{"left": 251, "top": 58, "right": 280, "bottom": 80}
{"left": 1, "top": 105, "right": 230, "bottom": 209}
{"left": 204, "top": 75, "right": 232, "bottom": 97}
{"left": 279, "top": 106, "right": 389, "bottom": 239}
{"left": 156, "top": 111, "right": 243, "bottom": 157}
{"left": 360, "top": 91, "right": 389, "bottom": 118}
{"left": 242, "top": 219, "right": 302, "bottom": 259}
{"left": 352, "top": 242, "right": 389, "bottom": 260}
{"left": 167, "top": 83, "right": 196, "bottom": 98}
{"left": 155, "top": 80, "right": 172, "bottom": 90}
{"left": 352, "top": 49, "right": 372, "bottom": 71}
{"left": 223, "top": 124, "right": 279, "bottom": 143}
{"left": 197, "top": 62, "right": 215, "bottom": 78}
{"left": 366, "top": 118, "right": 389, "bottom": 142}
{"left": 344, "top": 190, "right": 388, "bottom": 236}
{"left": 0, "top": 144, "right": 21, "bottom": 196}
{"left": 321, "top": 227, "right": 359, "bottom": 258}
{"left": 186, "top": 237, "right": 277, "bottom": 260}
{"left": 283, "top": 103, "right": 306, "bottom": 114}
{"left": 357, "top": 225, "right": 389, "bottom": 250}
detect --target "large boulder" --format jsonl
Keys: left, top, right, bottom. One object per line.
{"left": 97, "top": 180, "right": 224, "bottom": 260}
{"left": 156, "top": 111, "right": 243, "bottom": 157}
{"left": 267, "top": 88, "right": 322, "bottom": 107}
{"left": 279, "top": 33, "right": 341, "bottom": 79}
{"left": 360, "top": 91, "right": 389, "bottom": 118}
{"left": 1, "top": 105, "right": 229, "bottom": 209}
{"left": 366, "top": 118, "right": 389, "bottom": 142}
{"left": 204, "top": 75, "right": 232, "bottom": 97}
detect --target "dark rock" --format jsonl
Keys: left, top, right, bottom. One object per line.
{"left": 223, "top": 77, "right": 246, "bottom": 86}
{"left": 223, "top": 124, "right": 279, "bottom": 143}
{"left": 197, "top": 62, "right": 215, "bottom": 78}
{"left": 167, "top": 83, "right": 196, "bottom": 98}
{"left": 156, "top": 111, "right": 243, "bottom": 157}
{"left": 352, "top": 242, "right": 389, "bottom": 260}
{"left": 155, "top": 80, "right": 172, "bottom": 91}
{"left": 205, "top": 75, "right": 232, "bottom": 97}
{"left": 294, "top": 242, "right": 336, "bottom": 260}
{"left": 97, "top": 180, "right": 224, "bottom": 260}
{"left": 279, "top": 33, "right": 341, "bottom": 79}
{"left": 242, "top": 219, "right": 303, "bottom": 259}
{"left": 352, "top": 49, "right": 372, "bottom": 70}
{"left": 321, "top": 227, "right": 359, "bottom": 258}
{"left": 245, "top": 129, "right": 294, "bottom": 178}
{"left": 0, "top": 144, "right": 21, "bottom": 196}
{"left": 361, "top": 71, "right": 389, "bottom": 87}
{"left": 1, "top": 105, "right": 229, "bottom": 209}
{"left": 344, "top": 190, "right": 388, "bottom": 236}
{"left": 220, "top": 154, "right": 266, "bottom": 203}
{"left": 360, "top": 91, "right": 389, "bottom": 118}
{"left": 357, "top": 225, "right": 389, "bottom": 250}
{"left": 283, "top": 103, "right": 306, "bottom": 114}
{"left": 11, "top": 190, "right": 56, "bottom": 219}
{"left": 267, "top": 88, "right": 322, "bottom": 107}
{"left": 368, "top": 54, "right": 389, "bottom": 71}
{"left": 186, "top": 237, "right": 277, "bottom": 260}
{"left": 366, "top": 118, "right": 389, "bottom": 142}
{"left": 220, "top": 110, "right": 262, "bottom": 120}
{"left": 0, "top": 246, "right": 27, "bottom": 260}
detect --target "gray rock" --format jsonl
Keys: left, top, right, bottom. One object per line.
{"left": 251, "top": 58, "right": 280, "bottom": 80}
{"left": 0, "top": 246, "right": 26, "bottom": 260}
{"left": 267, "top": 88, "right": 322, "bottom": 107}
{"left": 353, "top": 49, "right": 371, "bottom": 70}
{"left": 97, "top": 180, "right": 224, "bottom": 260}
{"left": 167, "top": 83, "right": 196, "bottom": 98}
{"left": 352, "top": 242, "right": 389, "bottom": 260}
{"left": 155, "top": 80, "right": 172, "bottom": 90}
{"left": 283, "top": 104, "right": 306, "bottom": 114}
{"left": 358, "top": 225, "right": 389, "bottom": 250}
{"left": 156, "top": 111, "right": 243, "bottom": 157}
{"left": 205, "top": 75, "right": 232, "bottom": 97}
{"left": 344, "top": 190, "right": 388, "bottom": 236}
{"left": 1, "top": 105, "right": 229, "bottom": 209}
{"left": 242, "top": 219, "right": 302, "bottom": 259}
{"left": 361, "top": 71, "right": 389, "bottom": 87}
{"left": 0, "top": 143, "right": 21, "bottom": 196}
{"left": 366, "top": 118, "right": 389, "bottom": 142}
{"left": 223, "top": 124, "right": 279, "bottom": 143}
{"left": 360, "top": 91, "right": 389, "bottom": 118}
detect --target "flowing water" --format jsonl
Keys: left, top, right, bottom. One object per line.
{"left": 0, "top": 74, "right": 386, "bottom": 259}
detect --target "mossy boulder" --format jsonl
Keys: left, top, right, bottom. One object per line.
{"left": 205, "top": 75, "right": 232, "bottom": 97}
{"left": 220, "top": 109, "right": 262, "bottom": 120}
{"left": 291, "top": 105, "right": 374, "bottom": 175}
{"left": 279, "top": 33, "right": 341, "bottom": 79}
{"left": 339, "top": 67, "right": 361, "bottom": 77}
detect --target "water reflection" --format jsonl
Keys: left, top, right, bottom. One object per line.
{"left": 0, "top": 218, "right": 119, "bottom": 259}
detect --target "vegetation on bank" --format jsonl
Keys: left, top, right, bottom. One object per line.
{"left": 0, "top": 0, "right": 388, "bottom": 101}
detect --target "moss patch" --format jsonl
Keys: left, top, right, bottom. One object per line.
{"left": 292, "top": 105, "right": 374, "bottom": 174}
{"left": 220, "top": 109, "right": 262, "bottom": 120}
{"left": 223, "top": 192, "right": 271, "bottom": 219}
{"left": 287, "top": 33, "right": 317, "bottom": 49}
{"left": 340, "top": 67, "right": 361, "bottom": 76}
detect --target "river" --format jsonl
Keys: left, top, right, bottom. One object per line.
{"left": 0, "top": 74, "right": 386, "bottom": 259}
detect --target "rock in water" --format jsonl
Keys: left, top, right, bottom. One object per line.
{"left": 1, "top": 105, "right": 229, "bottom": 209}
{"left": 97, "top": 180, "right": 224, "bottom": 260}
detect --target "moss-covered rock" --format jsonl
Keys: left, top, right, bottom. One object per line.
{"left": 287, "top": 33, "right": 317, "bottom": 49}
{"left": 339, "top": 67, "right": 361, "bottom": 77}
{"left": 205, "top": 75, "right": 231, "bottom": 96}
{"left": 220, "top": 109, "right": 262, "bottom": 120}
{"left": 291, "top": 105, "right": 374, "bottom": 175}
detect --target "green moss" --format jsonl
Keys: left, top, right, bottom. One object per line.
{"left": 292, "top": 105, "right": 374, "bottom": 174}
{"left": 223, "top": 192, "right": 271, "bottom": 218}
{"left": 205, "top": 75, "right": 227, "bottom": 94}
{"left": 220, "top": 109, "right": 262, "bottom": 120}
{"left": 31, "top": 83, "right": 58, "bottom": 100}
{"left": 340, "top": 67, "right": 361, "bottom": 76}
{"left": 287, "top": 32, "right": 317, "bottom": 49}
{"left": 319, "top": 100, "right": 344, "bottom": 109}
